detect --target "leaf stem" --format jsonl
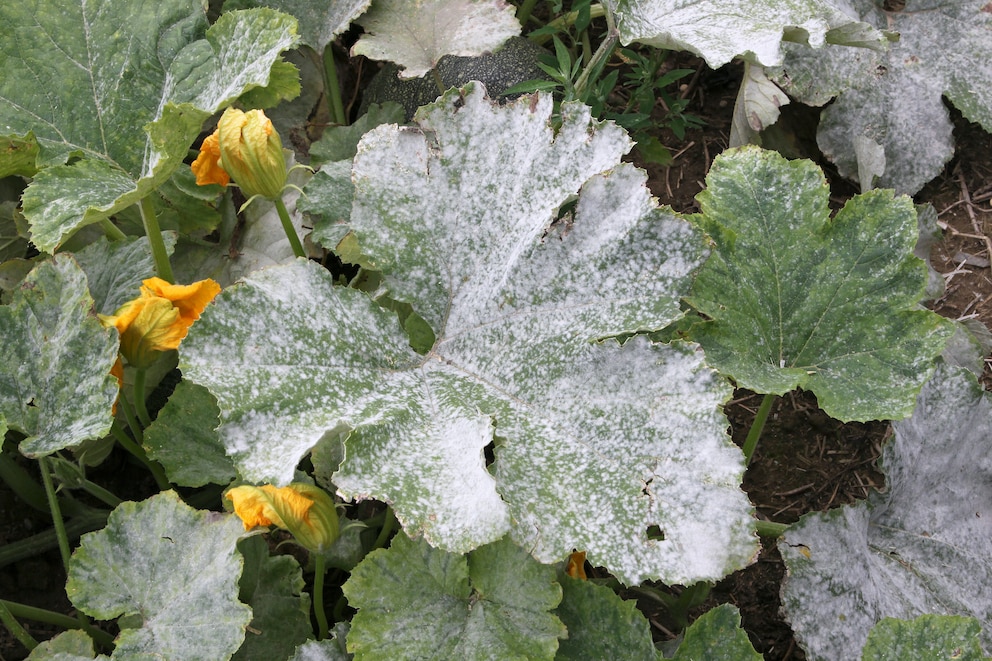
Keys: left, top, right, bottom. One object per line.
{"left": 742, "top": 393, "right": 776, "bottom": 465}
{"left": 754, "top": 520, "right": 789, "bottom": 538}
{"left": 111, "top": 421, "right": 170, "bottom": 491}
{"left": 138, "top": 196, "right": 174, "bottom": 283}
{"left": 531, "top": 3, "right": 606, "bottom": 45}
{"left": 0, "top": 598, "right": 38, "bottom": 651}
{"left": 572, "top": 6, "right": 617, "bottom": 101}
{"left": 313, "top": 554, "right": 329, "bottom": 640}
{"left": 0, "top": 600, "right": 115, "bottom": 648}
{"left": 132, "top": 367, "right": 153, "bottom": 428}
{"left": 372, "top": 506, "right": 396, "bottom": 551}
{"left": 0, "top": 509, "right": 109, "bottom": 569}
{"left": 322, "top": 46, "right": 347, "bottom": 126}
{"left": 516, "top": 0, "right": 539, "bottom": 26}
{"left": 99, "top": 218, "right": 127, "bottom": 242}
{"left": 273, "top": 197, "right": 306, "bottom": 259}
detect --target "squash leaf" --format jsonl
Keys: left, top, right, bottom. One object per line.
{"left": 343, "top": 534, "right": 565, "bottom": 660}
{"left": 351, "top": 0, "right": 520, "bottom": 78}
{"left": 223, "top": 0, "right": 370, "bottom": 50}
{"left": 862, "top": 615, "right": 987, "bottom": 661}
{"left": 66, "top": 492, "right": 252, "bottom": 660}
{"left": 181, "top": 85, "right": 758, "bottom": 585}
{"left": 768, "top": 0, "right": 992, "bottom": 194}
{"left": 779, "top": 363, "right": 992, "bottom": 660}
{"left": 0, "top": 256, "right": 119, "bottom": 457}
{"left": 610, "top": 0, "right": 888, "bottom": 67}
{"left": 0, "top": 2, "right": 298, "bottom": 252}
{"left": 685, "top": 146, "right": 953, "bottom": 422}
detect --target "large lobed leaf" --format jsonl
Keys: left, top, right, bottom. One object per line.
{"left": 779, "top": 363, "right": 992, "bottom": 660}
{"left": 223, "top": 0, "right": 370, "bottom": 50}
{"left": 0, "top": 0, "right": 298, "bottom": 252}
{"left": 350, "top": 0, "right": 520, "bottom": 78}
{"left": 0, "top": 255, "right": 119, "bottom": 457}
{"left": 66, "top": 491, "right": 252, "bottom": 660}
{"left": 610, "top": 0, "right": 888, "bottom": 67}
{"left": 182, "top": 84, "right": 758, "bottom": 585}
{"left": 768, "top": 0, "right": 992, "bottom": 194}
{"left": 343, "top": 534, "right": 564, "bottom": 660}
{"left": 686, "top": 146, "right": 953, "bottom": 422}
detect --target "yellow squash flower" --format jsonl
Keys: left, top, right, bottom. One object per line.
{"left": 566, "top": 551, "right": 587, "bottom": 580}
{"left": 100, "top": 277, "right": 221, "bottom": 368}
{"left": 190, "top": 132, "right": 230, "bottom": 187}
{"left": 192, "top": 107, "right": 287, "bottom": 200}
{"left": 226, "top": 483, "right": 340, "bottom": 553}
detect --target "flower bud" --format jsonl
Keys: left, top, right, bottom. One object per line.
{"left": 100, "top": 277, "right": 220, "bottom": 368}
{"left": 226, "top": 483, "right": 340, "bottom": 553}
{"left": 216, "top": 107, "right": 287, "bottom": 200}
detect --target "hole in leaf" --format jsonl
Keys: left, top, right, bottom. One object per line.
{"left": 483, "top": 439, "right": 496, "bottom": 468}
{"left": 646, "top": 525, "right": 665, "bottom": 541}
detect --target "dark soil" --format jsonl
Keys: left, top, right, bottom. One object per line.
{"left": 3, "top": 41, "right": 992, "bottom": 661}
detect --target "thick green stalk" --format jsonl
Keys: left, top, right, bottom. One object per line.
{"left": 132, "top": 367, "right": 153, "bottom": 428}
{"left": 516, "top": 0, "right": 539, "bottom": 26}
{"left": 322, "top": 46, "right": 347, "bottom": 126}
{"left": 99, "top": 218, "right": 127, "bottom": 241}
{"left": 313, "top": 554, "right": 329, "bottom": 640}
{"left": 0, "top": 509, "right": 109, "bottom": 569}
{"left": 572, "top": 6, "right": 617, "bottom": 101}
{"left": 273, "top": 197, "right": 306, "bottom": 259}
{"left": 372, "top": 506, "right": 396, "bottom": 551}
{"left": 742, "top": 393, "right": 776, "bottom": 466}
{"left": 1, "top": 600, "right": 115, "bottom": 648}
{"left": 755, "top": 520, "right": 789, "bottom": 538}
{"left": 111, "top": 421, "right": 170, "bottom": 491}
{"left": 138, "top": 196, "right": 174, "bottom": 283}
{"left": 0, "top": 598, "right": 38, "bottom": 651}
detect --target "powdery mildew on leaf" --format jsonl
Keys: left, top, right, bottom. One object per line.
{"left": 686, "top": 146, "right": 954, "bottom": 422}
{"left": 0, "top": 2, "right": 298, "bottom": 251}
{"left": 611, "top": 0, "right": 882, "bottom": 67}
{"left": 779, "top": 363, "right": 992, "bottom": 661}
{"left": 0, "top": 256, "right": 119, "bottom": 457}
{"left": 66, "top": 492, "right": 252, "bottom": 660}
{"left": 351, "top": 0, "right": 520, "bottom": 78}
{"left": 183, "top": 85, "right": 758, "bottom": 585}
{"left": 223, "top": 0, "right": 371, "bottom": 50}
{"left": 768, "top": 0, "right": 992, "bottom": 194}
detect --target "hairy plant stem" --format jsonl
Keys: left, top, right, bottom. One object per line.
{"left": 37, "top": 456, "right": 94, "bottom": 634}
{"left": 111, "top": 421, "right": 170, "bottom": 491}
{"left": 0, "top": 600, "right": 115, "bottom": 648}
{"left": 0, "top": 509, "right": 109, "bottom": 569}
{"left": 0, "top": 598, "right": 38, "bottom": 651}
{"left": 274, "top": 197, "right": 306, "bottom": 259}
{"left": 742, "top": 393, "right": 776, "bottom": 466}
{"left": 313, "top": 554, "right": 329, "bottom": 640}
{"left": 372, "top": 506, "right": 396, "bottom": 551}
{"left": 322, "top": 45, "right": 347, "bottom": 126}
{"left": 138, "top": 196, "right": 174, "bottom": 283}
{"left": 133, "top": 367, "right": 153, "bottom": 428}
{"left": 99, "top": 218, "right": 127, "bottom": 241}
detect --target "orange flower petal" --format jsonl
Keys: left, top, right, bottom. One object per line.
{"left": 191, "top": 132, "right": 230, "bottom": 187}
{"left": 140, "top": 277, "right": 221, "bottom": 335}
{"left": 566, "top": 551, "right": 587, "bottom": 580}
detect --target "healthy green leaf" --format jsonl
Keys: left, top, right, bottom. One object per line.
{"left": 672, "top": 604, "right": 762, "bottom": 660}
{"left": 780, "top": 363, "right": 992, "bottom": 660}
{"left": 298, "top": 161, "right": 354, "bottom": 250}
{"left": 351, "top": 0, "right": 520, "bottom": 78}
{"left": 0, "top": 2, "right": 298, "bottom": 252}
{"left": 343, "top": 533, "right": 565, "bottom": 660}
{"left": 553, "top": 575, "right": 658, "bottom": 661}
{"left": 309, "top": 102, "right": 406, "bottom": 167}
{"left": 144, "top": 381, "right": 236, "bottom": 487}
{"left": 66, "top": 492, "right": 252, "bottom": 661}
{"left": 686, "top": 146, "right": 954, "bottom": 421}
{"left": 768, "top": 0, "right": 992, "bottom": 194}
{"left": 223, "top": 0, "right": 371, "bottom": 50}
{"left": 862, "top": 615, "right": 986, "bottom": 661}
{"left": 610, "top": 0, "right": 888, "bottom": 67}
{"left": 74, "top": 235, "right": 177, "bottom": 315}
{"left": 233, "top": 536, "right": 312, "bottom": 661}
{"left": 0, "top": 256, "right": 119, "bottom": 457}
{"left": 183, "top": 85, "right": 758, "bottom": 585}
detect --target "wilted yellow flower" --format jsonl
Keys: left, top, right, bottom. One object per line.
{"left": 566, "top": 551, "right": 587, "bottom": 580}
{"left": 226, "top": 483, "right": 340, "bottom": 553}
{"left": 100, "top": 277, "right": 220, "bottom": 368}
{"left": 190, "top": 132, "right": 230, "bottom": 187}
